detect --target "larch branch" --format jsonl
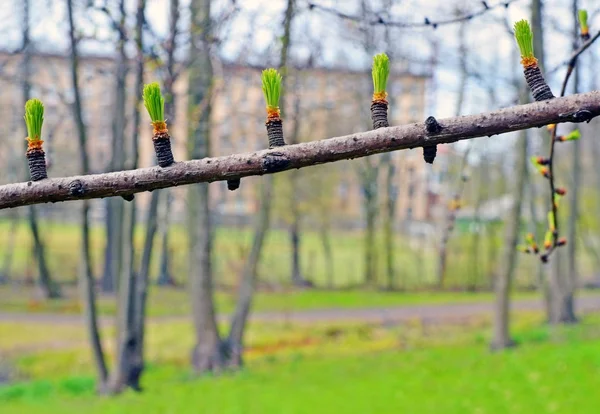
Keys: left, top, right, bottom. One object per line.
{"left": 1, "top": 91, "right": 599, "bottom": 210}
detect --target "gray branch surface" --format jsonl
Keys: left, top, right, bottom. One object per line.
{"left": 1, "top": 91, "right": 599, "bottom": 210}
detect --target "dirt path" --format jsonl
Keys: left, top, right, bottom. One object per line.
{"left": 0, "top": 295, "right": 598, "bottom": 325}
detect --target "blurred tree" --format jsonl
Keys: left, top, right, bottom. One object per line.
{"left": 109, "top": 0, "right": 147, "bottom": 393}
{"left": 102, "top": 0, "right": 128, "bottom": 293}
{"left": 66, "top": 0, "right": 108, "bottom": 392}
{"left": 187, "top": 0, "right": 223, "bottom": 372}
{"left": 491, "top": 28, "right": 529, "bottom": 349}
{"left": 228, "top": 0, "right": 296, "bottom": 366}
{"left": 560, "top": 0, "right": 581, "bottom": 324}
{"left": 21, "top": 0, "right": 59, "bottom": 299}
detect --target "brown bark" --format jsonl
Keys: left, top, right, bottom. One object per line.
{"left": 0, "top": 92, "right": 599, "bottom": 210}
{"left": 67, "top": 0, "right": 108, "bottom": 390}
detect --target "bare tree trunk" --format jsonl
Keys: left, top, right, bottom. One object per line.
{"left": 436, "top": 20, "right": 469, "bottom": 290}
{"left": 490, "top": 90, "right": 529, "bottom": 351}
{"left": 321, "top": 224, "right": 334, "bottom": 289}
{"left": 67, "top": 0, "right": 108, "bottom": 390}
{"left": 228, "top": 177, "right": 273, "bottom": 366}
{"left": 468, "top": 156, "right": 487, "bottom": 291}
{"left": 382, "top": 153, "right": 397, "bottom": 290}
{"left": 21, "top": 0, "right": 59, "bottom": 299}
{"left": 286, "top": 83, "right": 307, "bottom": 287}
{"left": 102, "top": 0, "right": 129, "bottom": 293}
{"left": 551, "top": 0, "right": 580, "bottom": 325}
{"left": 530, "top": 0, "right": 556, "bottom": 321}
{"left": 156, "top": 194, "right": 174, "bottom": 286}
{"left": 226, "top": 0, "right": 295, "bottom": 367}
{"left": 289, "top": 183, "right": 303, "bottom": 285}
{"left": 0, "top": 210, "right": 18, "bottom": 283}
{"left": 361, "top": 161, "right": 378, "bottom": 286}
{"left": 436, "top": 148, "right": 470, "bottom": 289}
{"left": 141, "top": 0, "right": 180, "bottom": 289}
{"left": 188, "top": 0, "right": 225, "bottom": 373}
{"left": 109, "top": 0, "right": 146, "bottom": 393}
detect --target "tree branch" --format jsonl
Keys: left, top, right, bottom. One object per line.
{"left": 1, "top": 91, "right": 599, "bottom": 210}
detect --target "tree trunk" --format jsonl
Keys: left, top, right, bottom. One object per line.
{"left": 287, "top": 88, "right": 307, "bottom": 287}
{"left": 290, "top": 210, "right": 303, "bottom": 285}
{"left": 490, "top": 91, "right": 529, "bottom": 351}
{"left": 21, "top": 0, "right": 59, "bottom": 299}
{"left": 157, "top": 196, "right": 174, "bottom": 286}
{"left": 436, "top": 22, "right": 469, "bottom": 290}
{"left": 102, "top": 0, "right": 129, "bottom": 293}
{"left": 228, "top": 177, "right": 273, "bottom": 366}
{"left": 188, "top": 0, "right": 226, "bottom": 373}
{"left": 0, "top": 210, "right": 18, "bottom": 283}
{"left": 67, "top": 0, "right": 108, "bottom": 390}
{"left": 320, "top": 224, "right": 334, "bottom": 289}
{"left": 226, "top": 0, "right": 296, "bottom": 367}
{"left": 361, "top": 160, "right": 378, "bottom": 287}
{"left": 382, "top": 153, "right": 397, "bottom": 290}
{"left": 109, "top": 0, "right": 146, "bottom": 393}
{"left": 143, "top": 0, "right": 180, "bottom": 289}
{"left": 552, "top": 0, "right": 580, "bottom": 325}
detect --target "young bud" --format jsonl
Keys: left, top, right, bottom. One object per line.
{"left": 537, "top": 166, "right": 550, "bottom": 178}
{"left": 531, "top": 156, "right": 550, "bottom": 166}
{"left": 555, "top": 188, "right": 567, "bottom": 196}
{"left": 557, "top": 238, "right": 567, "bottom": 246}
{"left": 557, "top": 130, "right": 581, "bottom": 142}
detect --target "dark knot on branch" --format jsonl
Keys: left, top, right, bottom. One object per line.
{"left": 424, "top": 116, "right": 441, "bottom": 164}
{"left": 425, "top": 116, "right": 443, "bottom": 134}
{"left": 68, "top": 179, "right": 85, "bottom": 196}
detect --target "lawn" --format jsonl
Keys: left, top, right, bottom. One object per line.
{"left": 1, "top": 313, "right": 600, "bottom": 413}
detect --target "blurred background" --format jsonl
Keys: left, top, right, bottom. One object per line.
{"left": 1, "top": 0, "right": 600, "bottom": 412}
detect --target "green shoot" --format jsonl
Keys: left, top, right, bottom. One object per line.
{"left": 143, "top": 82, "right": 165, "bottom": 123}
{"left": 24, "top": 99, "right": 44, "bottom": 141}
{"left": 578, "top": 10, "right": 589, "bottom": 33}
{"left": 261, "top": 68, "right": 282, "bottom": 109}
{"left": 514, "top": 20, "right": 535, "bottom": 60}
{"left": 372, "top": 53, "right": 390, "bottom": 95}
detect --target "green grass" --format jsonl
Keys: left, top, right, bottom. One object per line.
{"left": 1, "top": 315, "right": 600, "bottom": 413}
